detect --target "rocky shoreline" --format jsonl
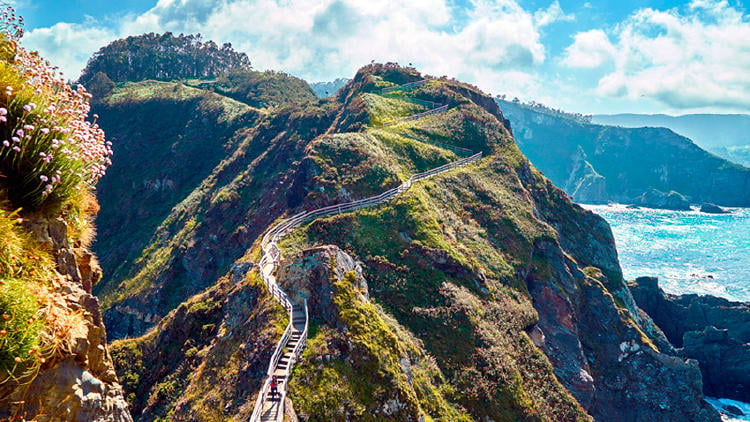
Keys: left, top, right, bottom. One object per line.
{"left": 629, "top": 276, "right": 750, "bottom": 405}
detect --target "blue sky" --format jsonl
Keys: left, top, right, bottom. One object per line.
{"left": 13, "top": 0, "right": 750, "bottom": 115}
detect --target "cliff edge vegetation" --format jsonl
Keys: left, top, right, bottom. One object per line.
{"left": 0, "top": 13, "right": 130, "bottom": 421}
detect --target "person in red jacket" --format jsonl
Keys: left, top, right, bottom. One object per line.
{"left": 270, "top": 376, "right": 278, "bottom": 401}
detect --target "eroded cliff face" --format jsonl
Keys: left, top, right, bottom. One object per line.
{"left": 630, "top": 276, "right": 750, "bottom": 401}
{"left": 101, "top": 64, "right": 721, "bottom": 421}
{"left": 498, "top": 99, "right": 750, "bottom": 207}
{"left": 526, "top": 185, "right": 720, "bottom": 421}
{"left": 0, "top": 215, "right": 131, "bottom": 421}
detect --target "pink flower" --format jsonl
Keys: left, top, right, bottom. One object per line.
{"left": 23, "top": 124, "right": 34, "bottom": 131}
{"left": 12, "top": 145, "right": 20, "bottom": 152}
{"left": 15, "top": 129, "right": 23, "bottom": 137}
{"left": 2, "top": 140, "right": 8, "bottom": 147}
{"left": 0, "top": 116, "right": 6, "bottom": 123}
{"left": 0, "top": 107, "right": 7, "bottom": 115}
{"left": 11, "top": 136, "right": 19, "bottom": 143}
{"left": 23, "top": 104, "right": 31, "bottom": 112}
{"left": 40, "top": 128, "right": 49, "bottom": 134}
{"left": 39, "top": 175, "right": 48, "bottom": 182}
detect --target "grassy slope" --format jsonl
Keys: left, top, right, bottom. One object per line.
{"left": 277, "top": 67, "right": 589, "bottom": 421}
{"left": 202, "top": 69, "right": 318, "bottom": 108}
{"left": 92, "top": 76, "right": 337, "bottom": 340}
{"left": 110, "top": 267, "right": 287, "bottom": 420}
{"left": 292, "top": 271, "right": 472, "bottom": 421}
{"left": 105, "top": 65, "right": 655, "bottom": 421}
{"left": 92, "top": 81, "right": 260, "bottom": 306}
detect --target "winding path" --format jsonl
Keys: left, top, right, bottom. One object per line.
{"left": 250, "top": 80, "right": 481, "bottom": 421}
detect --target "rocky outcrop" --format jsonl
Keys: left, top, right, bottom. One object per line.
{"left": 629, "top": 276, "right": 750, "bottom": 401}
{"left": 498, "top": 99, "right": 750, "bottom": 207}
{"left": 683, "top": 327, "right": 750, "bottom": 400}
{"left": 565, "top": 146, "right": 608, "bottom": 204}
{"left": 0, "top": 216, "right": 132, "bottom": 421}
{"left": 525, "top": 239, "right": 717, "bottom": 421}
{"left": 277, "top": 245, "right": 367, "bottom": 324}
{"left": 700, "top": 203, "right": 730, "bottom": 214}
{"left": 277, "top": 246, "right": 474, "bottom": 421}
{"left": 638, "top": 188, "right": 691, "bottom": 210}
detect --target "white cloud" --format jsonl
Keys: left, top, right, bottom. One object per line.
{"left": 23, "top": 20, "right": 116, "bottom": 79}
{"left": 21, "top": 0, "right": 571, "bottom": 98}
{"left": 560, "top": 29, "right": 615, "bottom": 68}
{"left": 534, "top": 0, "right": 574, "bottom": 27}
{"left": 564, "top": 0, "right": 750, "bottom": 111}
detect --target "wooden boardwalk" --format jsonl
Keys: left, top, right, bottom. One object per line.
{"left": 250, "top": 79, "right": 482, "bottom": 421}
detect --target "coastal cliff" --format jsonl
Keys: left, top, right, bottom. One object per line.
{"left": 630, "top": 276, "right": 750, "bottom": 402}
{"left": 90, "top": 56, "right": 720, "bottom": 420}
{"left": 498, "top": 99, "right": 750, "bottom": 207}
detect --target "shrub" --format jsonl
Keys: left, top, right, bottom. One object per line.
{"left": 0, "top": 25, "right": 112, "bottom": 212}
{"left": 0, "top": 276, "right": 42, "bottom": 382}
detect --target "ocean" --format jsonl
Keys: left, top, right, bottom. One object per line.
{"left": 583, "top": 204, "right": 750, "bottom": 303}
{"left": 584, "top": 204, "right": 750, "bottom": 421}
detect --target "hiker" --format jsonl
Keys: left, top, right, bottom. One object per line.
{"left": 270, "top": 375, "right": 278, "bottom": 401}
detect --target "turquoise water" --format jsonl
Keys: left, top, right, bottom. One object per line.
{"left": 583, "top": 205, "right": 750, "bottom": 302}
{"left": 705, "top": 397, "right": 750, "bottom": 421}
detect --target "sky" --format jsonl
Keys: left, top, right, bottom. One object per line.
{"left": 11, "top": 0, "right": 750, "bottom": 115}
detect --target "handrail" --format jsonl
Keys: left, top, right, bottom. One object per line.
{"left": 378, "top": 79, "right": 427, "bottom": 94}
{"left": 380, "top": 94, "right": 443, "bottom": 109}
{"left": 381, "top": 104, "right": 449, "bottom": 128}
{"left": 250, "top": 378, "right": 269, "bottom": 421}
{"left": 251, "top": 79, "right": 484, "bottom": 422}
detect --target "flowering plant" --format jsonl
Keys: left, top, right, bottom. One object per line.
{"left": 0, "top": 7, "right": 112, "bottom": 211}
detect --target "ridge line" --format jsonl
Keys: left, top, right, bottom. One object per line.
{"left": 250, "top": 78, "right": 482, "bottom": 422}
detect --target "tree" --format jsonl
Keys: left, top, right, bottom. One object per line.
{"left": 78, "top": 33, "right": 252, "bottom": 84}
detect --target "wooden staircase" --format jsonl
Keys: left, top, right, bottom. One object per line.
{"left": 257, "top": 303, "right": 306, "bottom": 422}
{"left": 250, "top": 78, "right": 483, "bottom": 421}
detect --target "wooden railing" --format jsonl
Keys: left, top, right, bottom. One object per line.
{"left": 381, "top": 95, "right": 443, "bottom": 109}
{"left": 249, "top": 304, "right": 293, "bottom": 422}
{"left": 381, "top": 104, "right": 448, "bottom": 127}
{"left": 378, "top": 79, "right": 427, "bottom": 94}
{"left": 251, "top": 78, "right": 482, "bottom": 422}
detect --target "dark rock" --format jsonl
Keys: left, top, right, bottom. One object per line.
{"left": 682, "top": 327, "right": 750, "bottom": 400}
{"left": 629, "top": 277, "right": 750, "bottom": 401}
{"left": 638, "top": 188, "right": 691, "bottom": 211}
{"left": 276, "top": 245, "right": 367, "bottom": 327}
{"left": 700, "top": 203, "right": 730, "bottom": 214}
{"left": 526, "top": 240, "right": 716, "bottom": 421}
{"left": 629, "top": 277, "right": 750, "bottom": 347}
{"left": 723, "top": 404, "right": 744, "bottom": 416}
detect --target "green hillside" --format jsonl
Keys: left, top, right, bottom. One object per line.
{"left": 98, "top": 64, "right": 715, "bottom": 421}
